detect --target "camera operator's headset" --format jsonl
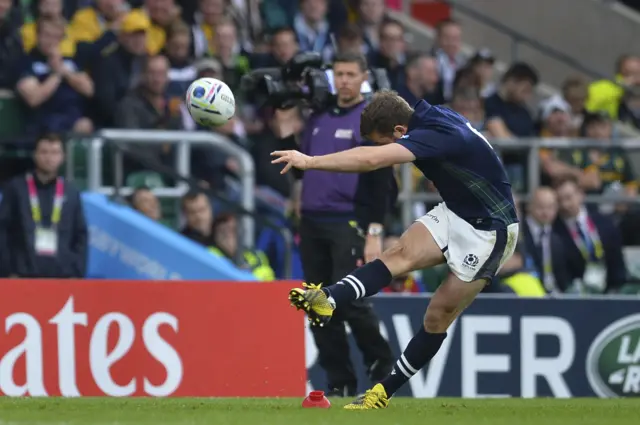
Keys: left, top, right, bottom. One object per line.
{"left": 323, "top": 69, "right": 373, "bottom": 95}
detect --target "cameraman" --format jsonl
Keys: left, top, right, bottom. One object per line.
{"left": 273, "top": 51, "right": 394, "bottom": 397}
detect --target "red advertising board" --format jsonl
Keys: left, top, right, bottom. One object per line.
{"left": 0, "top": 280, "right": 306, "bottom": 397}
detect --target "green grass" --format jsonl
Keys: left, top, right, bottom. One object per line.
{"left": 0, "top": 398, "right": 638, "bottom": 425}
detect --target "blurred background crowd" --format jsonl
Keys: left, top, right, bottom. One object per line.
{"left": 1, "top": 0, "right": 640, "bottom": 297}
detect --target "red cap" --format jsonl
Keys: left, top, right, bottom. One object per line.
{"left": 302, "top": 390, "right": 331, "bottom": 408}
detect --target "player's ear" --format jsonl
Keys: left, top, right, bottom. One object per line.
{"left": 393, "top": 125, "right": 407, "bottom": 138}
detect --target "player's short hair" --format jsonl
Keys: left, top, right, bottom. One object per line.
{"left": 333, "top": 51, "right": 368, "bottom": 72}
{"left": 502, "top": 62, "right": 539, "bottom": 86}
{"left": 360, "top": 89, "right": 414, "bottom": 138}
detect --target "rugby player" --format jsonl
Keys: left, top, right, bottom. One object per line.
{"left": 271, "top": 90, "right": 519, "bottom": 409}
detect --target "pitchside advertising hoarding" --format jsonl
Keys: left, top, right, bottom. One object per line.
{"left": 0, "top": 280, "right": 638, "bottom": 398}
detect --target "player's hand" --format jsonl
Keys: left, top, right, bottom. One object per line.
{"left": 270, "top": 150, "right": 313, "bottom": 174}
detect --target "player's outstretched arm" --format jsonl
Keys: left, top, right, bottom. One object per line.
{"left": 271, "top": 144, "right": 416, "bottom": 174}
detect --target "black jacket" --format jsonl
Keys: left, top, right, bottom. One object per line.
{"left": 0, "top": 174, "right": 88, "bottom": 278}
{"left": 522, "top": 218, "right": 571, "bottom": 292}
{"left": 0, "top": 12, "right": 24, "bottom": 89}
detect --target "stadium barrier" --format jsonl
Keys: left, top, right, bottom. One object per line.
{"left": 0, "top": 280, "right": 305, "bottom": 397}
{"left": 307, "top": 295, "right": 640, "bottom": 398}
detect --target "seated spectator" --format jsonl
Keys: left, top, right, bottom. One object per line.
{"left": 144, "top": 0, "right": 182, "bottom": 54}
{"left": 322, "top": 22, "right": 365, "bottom": 62}
{"left": 129, "top": 186, "right": 162, "bottom": 221}
{"left": 450, "top": 87, "right": 485, "bottom": 131}
{"left": 468, "top": 48, "right": 496, "bottom": 98}
{"left": 252, "top": 26, "right": 299, "bottom": 68}
{"left": 553, "top": 176, "right": 627, "bottom": 294}
{"left": 452, "top": 65, "right": 481, "bottom": 94}
{"left": 191, "top": 0, "right": 226, "bottom": 57}
{"left": 213, "top": 18, "right": 251, "bottom": 94}
{"left": 568, "top": 112, "right": 637, "bottom": 197}
{"left": 522, "top": 187, "right": 570, "bottom": 293}
{"left": 538, "top": 95, "right": 573, "bottom": 138}
{"left": 68, "top": 0, "right": 128, "bottom": 44}
{"left": 561, "top": 75, "right": 588, "bottom": 133}
{"left": 397, "top": 52, "right": 444, "bottom": 107}
{"left": 164, "top": 20, "right": 196, "bottom": 104}
{"left": 369, "top": 19, "right": 406, "bottom": 89}
{"left": 293, "top": 0, "right": 333, "bottom": 54}
{"left": 586, "top": 54, "right": 640, "bottom": 119}
{"left": 618, "top": 85, "right": 640, "bottom": 131}
{"left": 0, "top": 133, "right": 87, "bottom": 278}
{"left": 90, "top": 9, "right": 150, "bottom": 127}
{"left": 180, "top": 190, "right": 215, "bottom": 246}
{"left": 356, "top": 0, "right": 386, "bottom": 53}
{"left": 431, "top": 18, "right": 466, "bottom": 101}
{"left": 210, "top": 213, "right": 276, "bottom": 281}
{"left": 21, "top": 0, "right": 75, "bottom": 56}
{"left": 484, "top": 62, "right": 539, "bottom": 138}
{"left": 0, "top": 0, "right": 23, "bottom": 89}
{"left": 16, "top": 16, "right": 94, "bottom": 137}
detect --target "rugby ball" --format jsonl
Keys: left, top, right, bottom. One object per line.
{"left": 186, "top": 77, "right": 235, "bottom": 127}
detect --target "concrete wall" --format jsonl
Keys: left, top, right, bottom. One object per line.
{"left": 451, "top": 0, "right": 640, "bottom": 87}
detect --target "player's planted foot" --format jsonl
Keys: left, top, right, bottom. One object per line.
{"left": 288, "top": 283, "right": 335, "bottom": 326}
{"left": 343, "top": 383, "right": 389, "bottom": 410}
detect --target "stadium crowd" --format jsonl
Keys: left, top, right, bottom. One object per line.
{"left": 0, "top": 0, "right": 639, "bottom": 295}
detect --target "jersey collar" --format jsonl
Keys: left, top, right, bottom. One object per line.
{"left": 407, "top": 100, "right": 432, "bottom": 131}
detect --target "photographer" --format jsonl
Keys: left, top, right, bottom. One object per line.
{"left": 272, "top": 51, "right": 394, "bottom": 397}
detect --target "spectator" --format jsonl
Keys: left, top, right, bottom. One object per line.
{"left": 164, "top": 20, "right": 196, "bottom": 102}
{"left": 268, "top": 26, "right": 298, "bottom": 66}
{"left": 144, "top": 0, "right": 182, "bottom": 54}
{"left": 485, "top": 62, "right": 539, "bottom": 138}
{"left": 553, "top": 175, "right": 627, "bottom": 294}
{"left": 468, "top": 48, "right": 496, "bottom": 98}
{"left": 115, "top": 54, "right": 182, "bottom": 129}
{"left": 450, "top": 87, "right": 485, "bottom": 131}
{"left": 21, "top": 0, "right": 75, "bottom": 56}
{"left": 323, "top": 22, "right": 364, "bottom": 62}
{"left": 129, "top": 186, "right": 162, "bottom": 221}
{"left": 191, "top": 0, "right": 227, "bottom": 57}
{"left": 587, "top": 54, "right": 640, "bottom": 119}
{"left": 0, "top": 0, "right": 23, "bottom": 89}
{"left": 68, "top": 0, "right": 128, "bottom": 44}
{"left": 180, "top": 190, "right": 215, "bottom": 246}
{"left": 522, "top": 187, "right": 570, "bottom": 293}
{"left": 0, "top": 133, "right": 87, "bottom": 278}
{"left": 618, "top": 85, "right": 640, "bottom": 131}
{"left": 538, "top": 95, "right": 573, "bottom": 138}
{"left": 293, "top": 0, "right": 332, "bottom": 54}
{"left": 380, "top": 235, "right": 423, "bottom": 293}
{"left": 91, "top": 9, "right": 150, "bottom": 127}
{"left": 431, "top": 18, "right": 466, "bottom": 101}
{"left": 369, "top": 19, "right": 405, "bottom": 89}
{"left": 16, "top": 16, "right": 94, "bottom": 137}
{"left": 209, "top": 213, "right": 276, "bottom": 281}
{"left": 452, "top": 65, "right": 481, "bottom": 94}
{"left": 562, "top": 75, "right": 588, "bottom": 133}
{"left": 214, "top": 18, "right": 251, "bottom": 93}
{"left": 356, "top": 0, "right": 385, "bottom": 52}
{"left": 397, "top": 52, "right": 444, "bottom": 106}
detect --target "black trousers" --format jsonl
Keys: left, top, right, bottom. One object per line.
{"left": 299, "top": 217, "right": 394, "bottom": 393}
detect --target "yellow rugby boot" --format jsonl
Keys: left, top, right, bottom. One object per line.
{"left": 343, "top": 383, "right": 389, "bottom": 410}
{"left": 288, "top": 283, "right": 335, "bottom": 326}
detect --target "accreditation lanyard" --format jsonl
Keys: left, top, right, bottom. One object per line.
{"left": 538, "top": 229, "right": 557, "bottom": 292}
{"left": 26, "top": 174, "right": 64, "bottom": 228}
{"left": 568, "top": 216, "right": 604, "bottom": 263}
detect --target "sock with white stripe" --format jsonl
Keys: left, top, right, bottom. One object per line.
{"left": 379, "top": 329, "right": 447, "bottom": 396}
{"left": 323, "top": 259, "right": 392, "bottom": 307}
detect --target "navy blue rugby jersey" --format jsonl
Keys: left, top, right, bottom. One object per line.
{"left": 397, "top": 100, "right": 518, "bottom": 229}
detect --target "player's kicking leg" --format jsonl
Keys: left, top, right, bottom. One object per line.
{"left": 289, "top": 221, "right": 445, "bottom": 326}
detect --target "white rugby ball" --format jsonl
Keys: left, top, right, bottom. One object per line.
{"left": 186, "top": 77, "right": 236, "bottom": 127}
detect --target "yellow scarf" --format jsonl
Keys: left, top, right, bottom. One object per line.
{"left": 200, "top": 22, "right": 217, "bottom": 56}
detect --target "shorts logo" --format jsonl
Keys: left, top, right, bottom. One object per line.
{"left": 426, "top": 213, "right": 439, "bottom": 223}
{"left": 462, "top": 254, "right": 479, "bottom": 269}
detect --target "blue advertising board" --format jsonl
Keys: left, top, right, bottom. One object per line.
{"left": 82, "top": 193, "right": 255, "bottom": 281}
{"left": 306, "top": 295, "right": 640, "bottom": 398}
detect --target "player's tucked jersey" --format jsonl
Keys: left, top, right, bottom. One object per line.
{"left": 397, "top": 100, "right": 518, "bottom": 230}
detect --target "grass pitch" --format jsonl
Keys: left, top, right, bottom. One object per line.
{"left": 0, "top": 398, "right": 638, "bottom": 425}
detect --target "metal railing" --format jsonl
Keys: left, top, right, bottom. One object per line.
{"left": 398, "top": 138, "right": 640, "bottom": 228}
{"left": 83, "top": 129, "right": 256, "bottom": 248}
